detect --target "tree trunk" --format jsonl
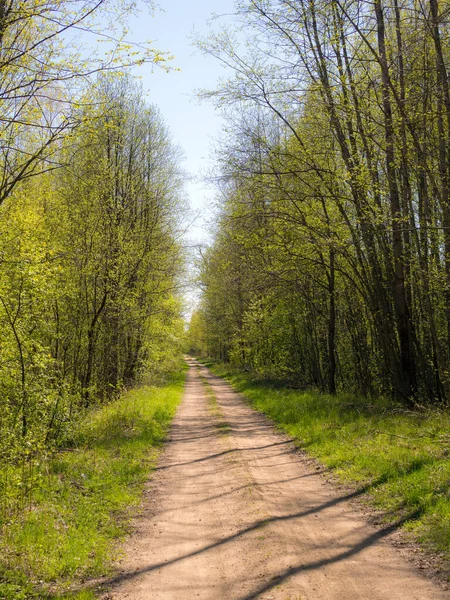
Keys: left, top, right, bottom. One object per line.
{"left": 374, "top": 0, "right": 416, "bottom": 400}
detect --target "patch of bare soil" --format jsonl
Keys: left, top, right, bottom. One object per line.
{"left": 104, "top": 359, "right": 449, "bottom": 599}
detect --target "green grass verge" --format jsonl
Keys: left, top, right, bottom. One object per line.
{"left": 207, "top": 362, "right": 450, "bottom": 570}
{"left": 0, "top": 369, "right": 186, "bottom": 600}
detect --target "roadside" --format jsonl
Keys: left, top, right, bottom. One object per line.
{"left": 0, "top": 370, "right": 185, "bottom": 600}
{"left": 106, "top": 358, "right": 448, "bottom": 599}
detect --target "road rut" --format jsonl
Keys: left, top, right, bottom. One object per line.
{"left": 108, "top": 359, "right": 448, "bottom": 599}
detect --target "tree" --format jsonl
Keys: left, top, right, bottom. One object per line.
{"left": 0, "top": 0, "right": 169, "bottom": 204}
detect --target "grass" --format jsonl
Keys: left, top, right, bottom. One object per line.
{"left": 0, "top": 369, "right": 186, "bottom": 600}
{"left": 206, "top": 361, "right": 450, "bottom": 570}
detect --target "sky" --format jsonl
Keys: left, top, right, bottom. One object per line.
{"left": 126, "top": 0, "right": 239, "bottom": 248}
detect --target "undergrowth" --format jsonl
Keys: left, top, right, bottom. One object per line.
{"left": 206, "top": 361, "right": 450, "bottom": 571}
{"left": 0, "top": 369, "right": 186, "bottom": 600}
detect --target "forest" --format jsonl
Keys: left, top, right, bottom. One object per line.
{"left": 1, "top": 0, "right": 450, "bottom": 597}
{"left": 189, "top": 0, "right": 450, "bottom": 406}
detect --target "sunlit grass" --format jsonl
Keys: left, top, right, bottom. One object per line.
{"left": 209, "top": 363, "right": 450, "bottom": 563}
{"left": 0, "top": 369, "right": 185, "bottom": 599}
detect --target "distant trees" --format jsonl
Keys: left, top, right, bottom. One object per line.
{"left": 194, "top": 0, "right": 450, "bottom": 404}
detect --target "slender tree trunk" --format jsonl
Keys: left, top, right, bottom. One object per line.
{"left": 429, "top": 0, "right": 450, "bottom": 366}
{"left": 84, "top": 291, "right": 107, "bottom": 404}
{"left": 327, "top": 247, "right": 337, "bottom": 395}
{"left": 374, "top": 0, "right": 416, "bottom": 400}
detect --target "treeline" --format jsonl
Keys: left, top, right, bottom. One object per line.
{"left": 190, "top": 0, "right": 450, "bottom": 404}
{"left": 0, "top": 1, "right": 185, "bottom": 515}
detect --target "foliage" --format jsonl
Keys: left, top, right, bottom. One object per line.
{"left": 185, "top": 309, "right": 208, "bottom": 357}
{"left": 194, "top": 0, "right": 450, "bottom": 406}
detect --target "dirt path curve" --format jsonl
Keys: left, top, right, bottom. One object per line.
{"left": 108, "top": 359, "right": 448, "bottom": 599}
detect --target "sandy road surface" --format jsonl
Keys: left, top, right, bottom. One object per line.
{"left": 108, "top": 359, "right": 448, "bottom": 599}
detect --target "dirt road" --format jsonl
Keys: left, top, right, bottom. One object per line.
{"left": 108, "top": 359, "right": 448, "bottom": 599}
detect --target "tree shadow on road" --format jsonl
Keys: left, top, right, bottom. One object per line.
{"left": 96, "top": 483, "right": 422, "bottom": 597}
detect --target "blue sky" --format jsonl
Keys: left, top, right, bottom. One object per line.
{"left": 127, "top": 0, "right": 238, "bottom": 246}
